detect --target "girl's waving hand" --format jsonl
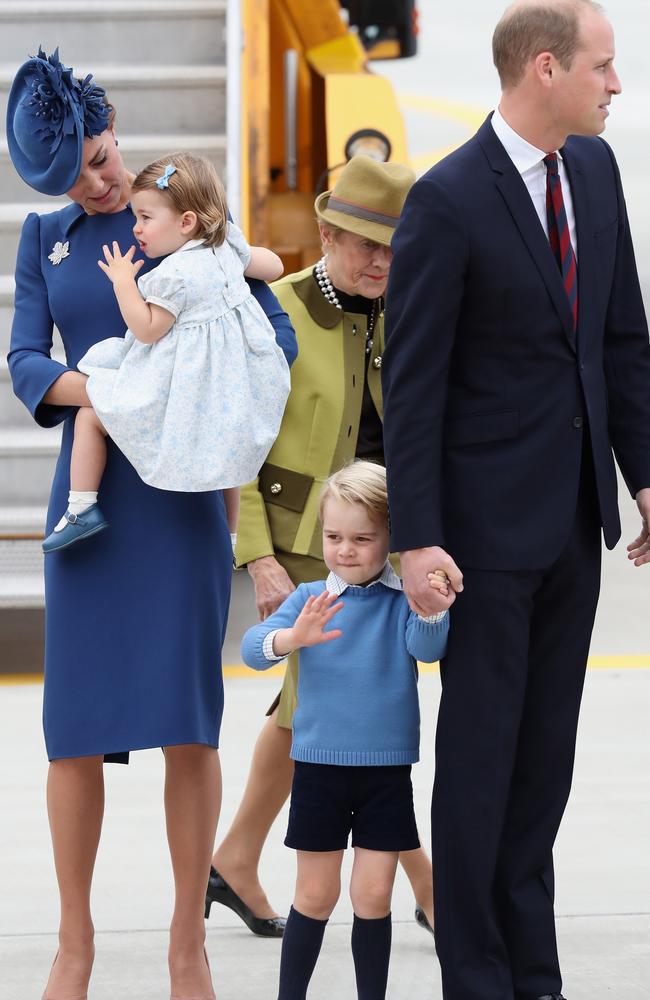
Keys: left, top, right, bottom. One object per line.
{"left": 98, "top": 242, "right": 144, "bottom": 285}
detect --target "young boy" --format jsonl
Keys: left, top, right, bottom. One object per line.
{"left": 241, "top": 461, "right": 450, "bottom": 1000}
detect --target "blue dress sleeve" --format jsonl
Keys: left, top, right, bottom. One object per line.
{"left": 247, "top": 277, "right": 298, "bottom": 367}
{"left": 7, "top": 213, "right": 74, "bottom": 427}
{"left": 138, "top": 259, "right": 186, "bottom": 318}
{"left": 405, "top": 609, "right": 449, "bottom": 664}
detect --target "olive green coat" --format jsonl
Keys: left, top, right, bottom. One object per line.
{"left": 235, "top": 266, "right": 385, "bottom": 568}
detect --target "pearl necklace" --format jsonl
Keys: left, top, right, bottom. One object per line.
{"left": 314, "top": 255, "right": 379, "bottom": 355}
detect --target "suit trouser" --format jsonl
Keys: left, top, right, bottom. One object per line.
{"left": 432, "top": 463, "right": 601, "bottom": 1000}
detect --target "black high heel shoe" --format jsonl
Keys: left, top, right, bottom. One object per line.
{"left": 205, "top": 867, "right": 286, "bottom": 937}
{"left": 414, "top": 905, "right": 436, "bottom": 946}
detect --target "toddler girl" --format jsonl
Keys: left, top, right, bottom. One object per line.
{"left": 241, "top": 461, "right": 450, "bottom": 1000}
{"left": 43, "top": 152, "right": 290, "bottom": 552}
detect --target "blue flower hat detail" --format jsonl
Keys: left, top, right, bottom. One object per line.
{"left": 22, "top": 47, "right": 79, "bottom": 155}
{"left": 6, "top": 47, "right": 110, "bottom": 196}
{"left": 77, "top": 69, "right": 110, "bottom": 138}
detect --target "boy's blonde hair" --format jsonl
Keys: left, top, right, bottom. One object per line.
{"left": 319, "top": 461, "right": 388, "bottom": 525}
{"left": 132, "top": 152, "right": 228, "bottom": 248}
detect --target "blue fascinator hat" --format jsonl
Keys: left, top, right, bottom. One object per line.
{"left": 6, "top": 47, "right": 110, "bottom": 195}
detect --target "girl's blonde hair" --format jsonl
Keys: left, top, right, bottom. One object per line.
{"left": 132, "top": 152, "right": 228, "bottom": 248}
{"left": 319, "top": 461, "right": 388, "bottom": 525}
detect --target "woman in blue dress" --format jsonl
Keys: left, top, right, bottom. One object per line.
{"left": 6, "top": 49, "right": 295, "bottom": 1000}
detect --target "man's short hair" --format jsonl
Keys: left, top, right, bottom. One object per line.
{"left": 493, "top": 0, "right": 604, "bottom": 89}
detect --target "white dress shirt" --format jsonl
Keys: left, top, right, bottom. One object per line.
{"left": 491, "top": 106, "right": 578, "bottom": 260}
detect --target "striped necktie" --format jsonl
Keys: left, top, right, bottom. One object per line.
{"left": 544, "top": 153, "right": 578, "bottom": 330}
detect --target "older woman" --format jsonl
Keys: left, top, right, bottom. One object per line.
{"left": 6, "top": 48, "right": 295, "bottom": 1000}
{"left": 207, "top": 156, "right": 436, "bottom": 940}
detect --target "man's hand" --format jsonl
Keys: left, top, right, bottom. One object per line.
{"left": 400, "top": 546, "right": 463, "bottom": 617}
{"left": 248, "top": 555, "right": 296, "bottom": 619}
{"left": 627, "top": 487, "right": 650, "bottom": 566}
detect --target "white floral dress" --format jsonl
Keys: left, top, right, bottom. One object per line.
{"left": 79, "top": 225, "right": 291, "bottom": 491}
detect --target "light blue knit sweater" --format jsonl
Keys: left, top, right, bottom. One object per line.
{"left": 241, "top": 574, "right": 449, "bottom": 766}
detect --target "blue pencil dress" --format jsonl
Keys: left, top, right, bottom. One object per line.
{"left": 8, "top": 202, "right": 296, "bottom": 763}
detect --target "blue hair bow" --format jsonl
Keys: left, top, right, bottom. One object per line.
{"left": 156, "top": 164, "right": 176, "bottom": 189}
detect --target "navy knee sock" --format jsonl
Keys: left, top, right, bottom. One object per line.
{"left": 351, "top": 912, "right": 392, "bottom": 999}
{"left": 277, "top": 906, "right": 328, "bottom": 1000}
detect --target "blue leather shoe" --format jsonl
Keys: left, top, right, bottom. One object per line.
{"left": 42, "top": 504, "right": 109, "bottom": 553}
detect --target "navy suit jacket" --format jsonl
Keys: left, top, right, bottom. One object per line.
{"left": 382, "top": 116, "right": 650, "bottom": 571}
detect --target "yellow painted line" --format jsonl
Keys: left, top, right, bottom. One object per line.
{"left": 223, "top": 663, "right": 286, "bottom": 679}
{"left": 396, "top": 92, "right": 489, "bottom": 172}
{"left": 588, "top": 654, "right": 650, "bottom": 670}
{"left": 0, "top": 673, "right": 44, "bottom": 686}
{"left": 397, "top": 93, "right": 487, "bottom": 130}
{"left": 227, "top": 657, "right": 650, "bottom": 674}
{"left": 2, "top": 655, "right": 649, "bottom": 687}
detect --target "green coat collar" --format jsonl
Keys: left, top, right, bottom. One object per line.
{"left": 290, "top": 266, "right": 374, "bottom": 329}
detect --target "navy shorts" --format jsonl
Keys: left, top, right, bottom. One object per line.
{"left": 285, "top": 761, "right": 420, "bottom": 852}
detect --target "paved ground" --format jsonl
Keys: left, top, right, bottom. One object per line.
{"left": 2, "top": 2, "right": 650, "bottom": 998}
{"left": 1, "top": 666, "right": 649, "bottom": 999}
{"left": 2, "top": 496, "right": 647, "bottom": 999}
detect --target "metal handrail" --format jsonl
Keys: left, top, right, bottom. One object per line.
{"left": 284, "top": 48, "right": 298, "bottom": 191}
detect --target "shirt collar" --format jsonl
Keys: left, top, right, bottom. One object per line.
{"left": 491, "top": 106, "right": 561, "bottom": 175}
{"left": 326, "top": 562, "right": 402, "bottom": 596}
{"left": 174, "top": 238, "right": 205, "bottom": 254}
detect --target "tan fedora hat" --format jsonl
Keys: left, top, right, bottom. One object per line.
{"left": 314, "top": 155, "right": 416, "bottom": 247}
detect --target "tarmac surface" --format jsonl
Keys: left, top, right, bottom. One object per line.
{"left": 1, "top": 665, "right": 649, "bottom": 999}
{"left": 2, "top": 483, "right": 650, "bottom": 997}
{"left": 2, "top": 2, "right": 650, "bottom": 997}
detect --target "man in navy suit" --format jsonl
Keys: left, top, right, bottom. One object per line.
{"left": 382, "top": 1, "right": 650, "bottom": 997}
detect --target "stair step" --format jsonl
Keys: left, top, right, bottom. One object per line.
{"left": 1, "top": 63, "right": 227, "bottom": 136}
{"left": 0, "top": 426, "right": 60, "bottom": 505}
{"left": 0, "top": 355, "right": 34, "bottom": 429}
{"left": 0, "top": 203, "right": 55, "bottom": 273}
{"left": 0, "top": 133, "right": 227, "bottom": 203}
{"left": 0, "top": 508, "right": 47, "bottom": 612}
{"left": 0, "top": 503, "right": 47, "bottom": 536}
{"left": 1, "top": 277, "right": 64, "bottom": 367}
{"left": 0, "top": 547, "right": 44, "bottom": 608}
{"left": 0, "top": 274, "right": 15, "bottom": 352}
{"left": 0, "top": 1, "right": 226, "bottom": 68}
{"left": 0, "top": 0, "right": 229, "bottom": 608}
{"left": 0, "top": 354, "right": 65, "bottom": 429}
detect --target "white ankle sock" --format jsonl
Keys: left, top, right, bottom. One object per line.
{"left": 54, "top": 491, "right": 98, "bottom": 532}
